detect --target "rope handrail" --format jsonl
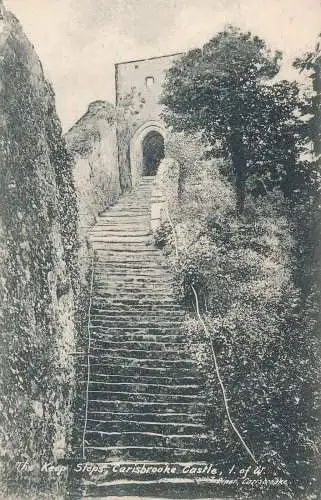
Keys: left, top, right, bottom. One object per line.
{"left": 164, "top": 203, "right": 257, "bottom": 464}
{"left": 81, "top": 250, "right": 96, "bottom": 460}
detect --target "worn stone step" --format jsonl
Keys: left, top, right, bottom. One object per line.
{"left": 85, "top": 380, "right": 202, "bottom": 396}
{"left": 94, "top": 274, "right": 171, "bottom": 282}
{"left": 93, "top": 247, "right": 159, "bottom": 255}
{"left": 87, "top": 399, "right": 206, "bottom": 415}
{"left": 84, "top": 431, "right": 208, "bottom": 450}
{"left": 90, "top": 333, "right": 187, "bottom": 343}
{"left": 88, "top": 348, "right": 188, "bottom": 362}
{"left": 94, "top": 251, "right": 165, "bottom": 260}
{"left": 90, "top": 310, "right": 184, "bottom": 319}
{"left": 93, "top": 285, "right": 174, "bottom": 293}
{"left": 91, "top": 229, "right": 151, "bottom": 237}
{"left": 84, "top": 409, "right": 205, "bottom": 425}
{"left": 94, "top": 269, "right": 171, "bottom": 277}
{"left": 90, "top": 307, "right": 183, "bottom": 315}
{"left": 91, "top": 298, "right": 179, "bottom": 307}
{"left": 90, "top": 309, "right": 182, "bottom": 317}
{"left": 89, "top": 339, "right": 189, "bottom": 350}
{"left": 89, "top": 327, "right": 182, "bottom": 336}
{"left": 82, "top": 480, "right": 227, "bottom": 500}
{"left": 80, "top": 363, "right": 200, "bottom": 378}
{"left": 91, "top": 303, "right": 182, "bottom": 312}
{"left": 94, "top": 280, "right": 172, "bottom": 292}
{"left": 88, "top": 390, "right": 203, "bottom": 404}
{"left": 84, "top": 419, "right": 205, "bottom": 436}
{"left": 92, "top": 290, "right": 176, "bottom": 299}
{"left": 78, "top": 353, "right": 196, "bottom": 369}
{"left": 89, "top": 319, "right": 181, "bottom": 329}
{"left": 99, "top": 212, "right": 150, "bottom": 219}
{"left": 94, "top": 260, "right": 165, "bottom": 268}
{"left": 83, "top": 445, "right": 208, "bottom": 463}
{"left": 90, "top": 318, "right": 184, "bottom": 327}
{"left": 91, "top": 233, "right": 151, "bottom": 240}
{"left": 86, "top": 372, "right": 201, "bottom": 385}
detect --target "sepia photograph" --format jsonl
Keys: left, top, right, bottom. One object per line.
{"left": 0, "top": 0, "right": 321, "bottom": 498}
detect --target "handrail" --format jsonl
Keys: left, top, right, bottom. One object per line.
{"left": 81, "top": 251, "right": 96, "bottom": 460}
{"left": 164, "top": 203, "right": 257, "bottom": 464}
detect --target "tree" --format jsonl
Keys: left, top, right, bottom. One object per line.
{"left": 161, "top": 26, "right": 302, "bottom": 213}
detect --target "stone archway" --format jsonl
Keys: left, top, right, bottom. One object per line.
{"left": 142, "top": 131, "right": 165, "bottom": 176}
{"left": 129, "top": 121, "right": 166, "bottom": 186}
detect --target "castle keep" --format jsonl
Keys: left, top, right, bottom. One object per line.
{"left": 115, "top": 52, "right": 182, "bottom": 189}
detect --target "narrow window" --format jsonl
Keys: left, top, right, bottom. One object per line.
{"left": 145, "top": 76, "right": 154, "bottom": 88}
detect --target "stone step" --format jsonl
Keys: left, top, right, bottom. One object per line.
{"left": 83, "top": 445, "right": 208, "bottom": 462}
{"left": 92, "top": 290, "right": 176, "bottom": 299}
{"left": 84, "top": 418, "right": 205, "bottom": 434}
{"left": 93, "top": 221, "right": 150, "bottom": 226}
{"left": 90, "top": 313, "right": 184, "bottom": 322}
{"left": 92, "top": 297, "right": 181, "bottom": 314}
{"left": 84, "top": 409, "right": 205, "bottom": 425}
{"left": 85, "top": 373, "right": 202, "bottom": 386}
{"left": 91, "top": 297, "right": 178, "bottom": 306}
{"left": 93, "top": 284, "right": 173, "bottom": 293}
{"left": 94, "top": 274, "right": 172, "bottom": 281}
{"left": 88, "top": 347, "right": 189, "bottom": 361}
{"left": 90, "top": 333, "right": 187, "bottom": 343}
{"left": 94, "top": 221, "right": 150, "bottom": 228}
{"left": 90, "top": 312, "right": 183, "bottom": 320}
{"left": 90, "top": 230, "right": 151, "bottom": 239}
{"left": 84, "top": 380, "right": 202, "bottom": 396}
{"left": 79, "top": 363, "right": 200, "bottom": 378}
{"left": 91, "top": 238, "right": 152, "bottom": 246}
{"left": 87, "top": 400, "right": 207, "bottom": 415}
{"left": 93, "top": 285, "right": 174, "bottom": 293}
{"left": 77, "top": 354, "right": 197, "bottom": 368}
{"left": 90, "top": 317, "right": 181, "bottom": 326}
{"left": 94, "top": 268, "right": 170, "bottom": 276}
{"left": 99, "top": 211, "right": 150, "bottom": 218}
{"left": 82, "top": 480, "right": 226, "bottom": 499}
{"left": 89, "top": 326, "right": 181, "bottom": 335}
{"left": 89, "top": 339, "right": 190, "bottom": 350}
{"left": 92, "top": 254, "right": 162, "bottom": 262}
{"left": 88, "top": 391, "right": 204, "bottom": 404}
{"left": 93, "top": 246, "right": 159, "bottom": 253}
{"left": 86, "top": 347, "right": 190, "bottom": 361}
{"left": 93, "top": 267, "right": 170, "bottom": 275}
{"left": 84, "top": 431, "right": 208, "bottom": 450}
{"left": 94, "top": 269, "right": 171, "bottom": 277}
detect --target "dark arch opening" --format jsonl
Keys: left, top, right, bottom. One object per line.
{"left": 142, "top": 131, "right": 165, "bottom": 176}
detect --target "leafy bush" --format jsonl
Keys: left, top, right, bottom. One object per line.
{"left": 159, "top": 127, "right": 321, "bottom": 497}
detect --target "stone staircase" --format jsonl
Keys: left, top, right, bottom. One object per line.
{"left": 75, "top": 176, "right": 213, "bottom": 498}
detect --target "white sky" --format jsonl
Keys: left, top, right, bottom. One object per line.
{"left": 5, "top": 0, "right": 321, "bottom": 131}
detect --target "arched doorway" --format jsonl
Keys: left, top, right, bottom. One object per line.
{"left": 142, "top": 131, "right": 165, "bottom": 176}
{"left": 129, "top": 122, "right": 166, "bottom": 187}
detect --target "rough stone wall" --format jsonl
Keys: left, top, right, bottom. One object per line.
{"left": 115, "top": 54, "right": 182, "bottom": 189}
{"left": 65, "top": 100, "right": 120, "bottom": 281}
{"left": 0, "top": 3, "right": 78, "bottom": 496}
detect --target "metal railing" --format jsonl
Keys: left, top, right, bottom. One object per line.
{"left": 164, "top": 202, "right": 257, "bottom": 464}
{"left": 81, "top": 251, "right": 96, "bottom": 460}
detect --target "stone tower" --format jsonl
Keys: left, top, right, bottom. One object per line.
{"left": 115, "top": 52, "right": 182, "bottom": 189}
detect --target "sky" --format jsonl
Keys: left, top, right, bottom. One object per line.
{"left": 5, "top": 0, "right": 321, "bottom": 131}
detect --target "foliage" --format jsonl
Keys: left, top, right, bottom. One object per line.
{"left": 161, "top": 26, "right": 308, "bottom": 213}
{"left": 159, "top": 125, "right": 321, "bottom": 496}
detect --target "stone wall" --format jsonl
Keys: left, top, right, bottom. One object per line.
{"left": 0, "top": 2, "right": 78, "bottom": 496}
{"left": 65, "top": 100, "right": 120, "bottom": 282}
{"left": 115, "top": 54, "right": 182, "bottom": 190}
